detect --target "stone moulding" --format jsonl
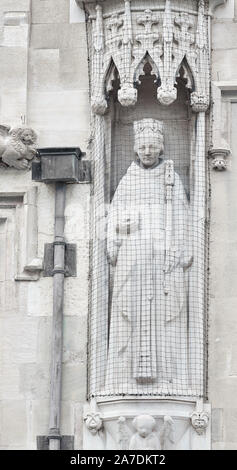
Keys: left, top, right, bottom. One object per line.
{"left": 78, "top": 0, "right": 222, "bottom": 451}
{"left": 75, "top": 0, "right": 227, "bottom": 15}
{"left": 0, "top": 188, "right": 42, "bottom": 281}
{"left": 3, "top": 11, "right": 30, "bottom": 26}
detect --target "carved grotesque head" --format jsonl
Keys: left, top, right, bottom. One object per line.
{"left": 132, "top": 414, "right": 156, "bottom": 438}
{"left": 10, "top": 127, "right": 38, "bottom": 146}
{"left": 134, "top": 118, "right": 164, "bottom": 168}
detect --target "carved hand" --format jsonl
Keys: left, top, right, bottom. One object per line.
{"left": 106, "top": 241, "right": 121, "bottom": 266}
{"left": 164, "top": 249, "right": 193, "bottom": 273}
{"left": 163, "top": 249, "right": 179, "bottom": 273}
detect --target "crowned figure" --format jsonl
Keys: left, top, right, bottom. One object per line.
{"left": 105, "top": 118, "right": 192, "bottom": 395}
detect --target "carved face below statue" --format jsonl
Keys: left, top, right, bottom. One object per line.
{"left": 105, "top": 118, "right": 192, "bottom": 396}
{"left": 129, "top": 415, "right": 159, "bottom": 450}
{"left": 134, "top": 415, "right": 156, "bottom": 438}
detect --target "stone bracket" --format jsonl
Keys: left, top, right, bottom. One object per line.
{"left": 43, "top": 243, "right": 77, "bottom": 277}
{"left": 37, "top": 435, "right": 74, "bottom": 450}
{"left": 208, "top": 147, "right": 230, "bottom": 171}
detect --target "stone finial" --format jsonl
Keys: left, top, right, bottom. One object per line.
{"left": 0, "top": 125, "right": 38, "bottom": 170}
{"left": 190, "top": 410, "right": 209, "bottom": 435}
{"left": 118, "top": 84, "right": 137, "bottom": 107}
{"left": 208, "top": 147, "right": 230, "bottom": 171}
{"left": 157, "top": 85, "right": 177, "bottom": 106}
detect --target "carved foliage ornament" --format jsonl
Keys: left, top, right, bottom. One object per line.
{"left": 87, "top": 0, "right": 209, "bottom": 114}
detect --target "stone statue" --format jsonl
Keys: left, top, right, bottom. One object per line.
{"left": 105, "top": 118, "right": 192, "bottom": 395}
{"left": 117, "top": 414, "right": 175, "bottom": 450}
{"left": 0, "top": 125, "right": 38, "bottom": 170}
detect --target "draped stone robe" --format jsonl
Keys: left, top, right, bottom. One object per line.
{"left": 105, "top": 160, "right": 191, "bottom": 395}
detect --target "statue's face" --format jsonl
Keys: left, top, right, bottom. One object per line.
{"left": 135, "top": 136, "right": 163, "bottom": 167}
{"left": 137, "top": 423, "right": 151, "bottom": 438}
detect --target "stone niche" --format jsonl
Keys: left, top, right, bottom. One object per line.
{"left": 79, "top": 0, "right": 215, "bottom": 450}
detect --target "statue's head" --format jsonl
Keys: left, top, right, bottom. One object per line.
{"left": 132, "top": 414, "right": 156, "bottom": 438}
{"left": 133, "top": 118, "right": 164, "bottom": 168}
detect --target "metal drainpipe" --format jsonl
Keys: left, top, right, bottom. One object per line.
{"left": 48, "top": 182, "right": 66, "bottom": 450}
{"left": 32, "top": 147, "right": 90, "bottom": 450}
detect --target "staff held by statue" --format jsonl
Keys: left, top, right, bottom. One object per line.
{"left": 164, "top": 159, "right": 174, "bottom": 295}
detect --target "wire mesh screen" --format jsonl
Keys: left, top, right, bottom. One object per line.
{"left": 87, "top": 0, "right": 208, "bottom": 399}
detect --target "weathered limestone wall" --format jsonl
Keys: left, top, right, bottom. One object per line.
{"left": 209, "top": 0, "right": 237, "bottom": 450}
{"left": 0, "top": 0, "right": 90, "bottom": 449}
{"left": 0, "top": 0, "right": 237, "bottom": 450}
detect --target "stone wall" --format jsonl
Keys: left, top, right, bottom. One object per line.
{"left": 0, "top": 0, "right": 90, "bottom": 449}
{"left": 0, "top": 0, "right": 237, "bottom": 450}
{"left": 209, "top": 0, "right": 237, "bottom": 451}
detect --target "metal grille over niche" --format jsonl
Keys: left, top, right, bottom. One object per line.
{"left": 85, "top": 0, "right": 209, "bottom": 399}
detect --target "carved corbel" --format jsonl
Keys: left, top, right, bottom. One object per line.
{"left": 157, "top": 0, "right": 177, "bottom": 106}
{"left": 0, "top": 188, "right": 43, "bottom": 281}
{"left": 91, "top": 5, "right": 108, "bottom": 115}
{"left": 190, "top": 0, "right": 209, "bottom": 113}
{"left": 190, "top": 410, "right": 209, "bottom": 435}
{"left": 208, "top": 147, "right": 230, "bottom": 171}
